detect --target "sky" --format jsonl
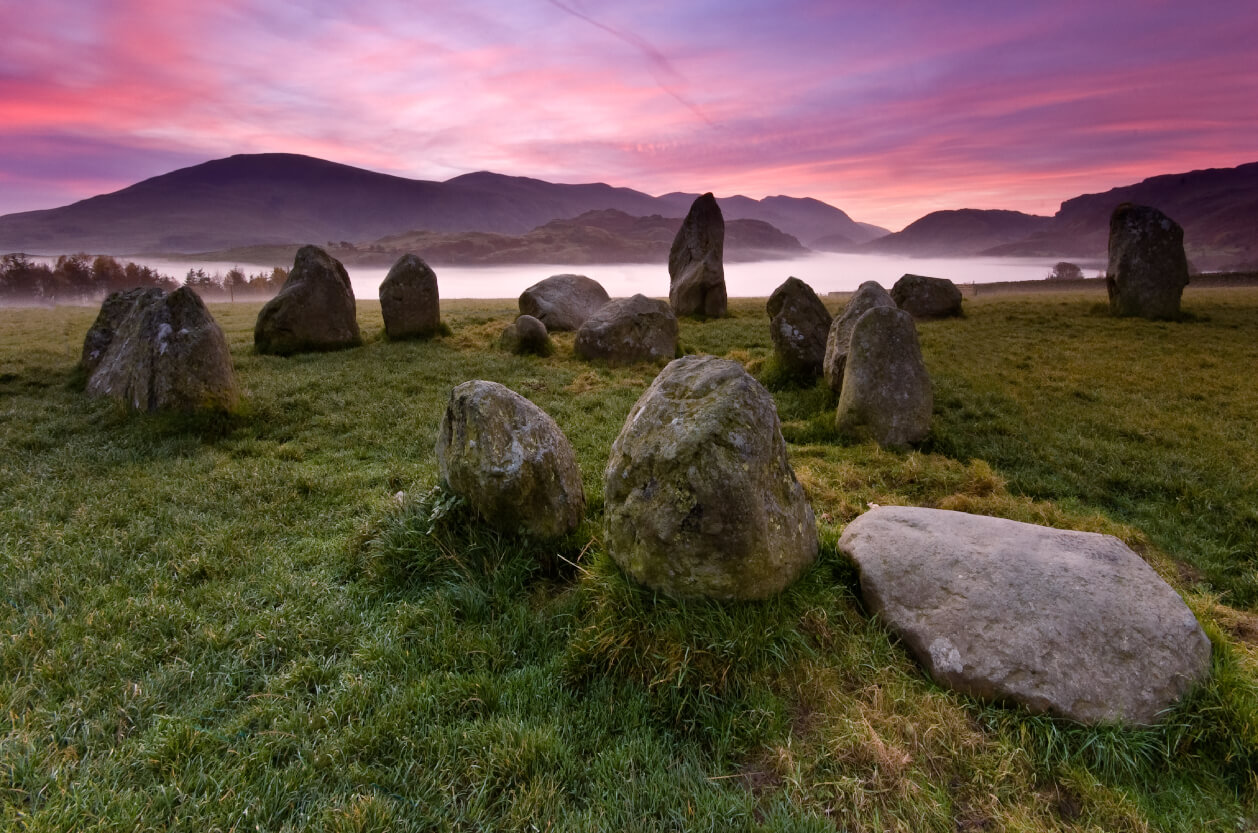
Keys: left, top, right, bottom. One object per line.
{"left": 1, "top": 0, "right": 1255, "bottom": 231}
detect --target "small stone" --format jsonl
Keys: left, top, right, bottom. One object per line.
{"left": 518, "top": 274, "right": 610, "bottom": 331}
{"left": 890, "top": 274, "right": 963, "bottom": 319}
{"left": 499, "top": 314, "right": 553, "bottom": 356}
{"left": 379, "top": 254, "right": 441, "bottom": 339}
{"left": 835, "top": 306, "right": 932, "bottom": 448}
{"left": 436, "top": 380, "right": 585, "bottom": 539}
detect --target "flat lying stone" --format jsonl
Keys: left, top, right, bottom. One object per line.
{"left": 839, "top": 506, "right": 1211, "bottom": 725}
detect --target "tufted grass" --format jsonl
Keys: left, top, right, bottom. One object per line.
{"left": 1, "top": 288, "right": 1256, "bottom": 831}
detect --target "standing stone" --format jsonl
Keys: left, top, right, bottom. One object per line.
{"left": 823, "top": 281, "right": 896, "bottom": 393}
{"left": 766, "top": 277, "right": 832, "bottom": 379}
{"left": 836, "top": 306, "right": 932, "bottom": 448}
{"left": 436, "top": 381, "right": 585, "bottom": 539}
{"left": 1106, "top": 203, "right": 1190, "bottom": 319}
{"left": 890, "top": 274, "right": 963, "bottom": 319}
{"left": 499, "top": 314, "right": 553, "bottom": 356}
{"left": 85, "top": 287, "right": 239, "bottom": 412}
{"left": 574, "top": 294, "right": 678, "bottom": 365}
{"left": 839, "top": 506, "right": 1212, "bottom": 725}
{"left": 379, "top": 254, "right": 441, "bottom": 339}
{"left": 254, "top": 245, "right": 361, "bottom": 355}
{"left": 604, "top": 356, "right": 818, "bottom": 600}
{"left": 518, "top": 274, "right": 610, "bottom": 331}
{"left": 668, "top": 193, "right": 727, "bottom": 318}
{"left": 80, "top": 287, "right": 165, "bottom": 376}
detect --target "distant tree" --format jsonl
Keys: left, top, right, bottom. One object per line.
{"left": 1048, "top": 261, "right": 1084, "bottom": 281}
{"left": 92, "top": 255, "right": 126, "bottom": 291}
{"left": 224, "top": 267, "right": 247, "bottom": 301}
{"left": 123, "top": 262, "right": 178, "bottom": 291}
{"left": 52, "top": 253, "right": 94, "bottom": 299}
{"left": 0, "top": 253, "right": 54, "bottom": 300}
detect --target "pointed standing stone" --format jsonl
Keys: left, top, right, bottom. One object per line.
{"left": 836, "top": 306, "right": 932, "bottom": 448}
{"left": 668, "top": 193, "right": 727, "bottom": 318}
{"left": 254, "top": 245, "right": 361, "bottom": 355}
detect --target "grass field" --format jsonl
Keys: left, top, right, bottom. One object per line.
{"left": 1, "top": 288, "right": 1256, "bottom": 831}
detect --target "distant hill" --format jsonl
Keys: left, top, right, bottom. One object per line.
{"left": 859, "top": 209, "right": 1052, "bottom": 256}
{"left": 194, "top": 208, "right": 807, "bottom": 268}
{"left": 0, "top": 153, "right": 880, "bottom": 256}
{"left": 983, "top": 162, "right": 1258, "bottom": 269}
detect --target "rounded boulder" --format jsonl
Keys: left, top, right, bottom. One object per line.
{"left": 380, "top": 254, "right": 441, "bottom": 339}
{"left": 766, "top": 277, "right": 832, "bottom": 379}
{"left": 255, "top": 245, "right": 361, "bottom": 355}
{"left": 604, "top": 356, "right": 818, "bottom": 600}
{"left": 891, "top": 273, "right": 963, "bottom": 320}
{"left": 574, "top": 294, "right": 678, "bottom": 366}
{"left": 518, "top": 274, "right": 610, "bottom": 331}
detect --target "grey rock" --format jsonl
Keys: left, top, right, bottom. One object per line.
{"left": 838, "top": 506, "right": 1212, "bottom": 725}
{"left": 518, "top": 274, "right": 610, "bottom": 332}
{"left": 379, "top": 254, "right": 441, "bottom": 339}
{"left": 574, "top": 294, "right": 678, "bottom": 366}
{"left": 254, "top": 245, "right": 361, "bottom": 355}
{"left": 835, "top": 306, "right": 932, "bottom": 448}
{"left": 86, "top": 287, "right": 239, "bottom": 412}
{"left": 499, "top": 314, "right": 553, "bottom": 356}
{"left": 1106, "top": 203, "right": 1189, "bottom": 319}
{"left": 766, "top": 277, "right": 832, "bottom": 379}
{"left": 80, "top": 287, "right": 165, "bottom": 375}
{"left": 604, "top": 356, "right": 818, "bottom": 600}
{"left": 669, "top": 193, "right": 727, "bottom": 318}
{"left": 890, "top": 274, "right": 963, "bottom": 319}
{"left": 823, "top": 281, "right": 895, "bottom": 393}
{"left": 437, "top": 380, "right": 585, "bottom": 539}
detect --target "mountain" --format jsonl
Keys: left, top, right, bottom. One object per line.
{"left": 859, "top": 209, "right": 1052, "bottom": 256}
{"left": 196, "top": 208, "right": 807, "bottom": 267}
{"left": 0, "top": 153, "right": 879, "bottom": 256}
{"left": 983, "top": 163, "right": 1258, "bottom": 269}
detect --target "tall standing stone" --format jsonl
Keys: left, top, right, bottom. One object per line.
{"left": 823, "top": 281, "right": 896, "bottom": 393}
{"left": 379, "top": 254, "right": 441, "bottom": 339}
{"left": 85, "top": 287, "right": 239, "bottom": 412}
{"left": 436, "top": 381, "right": 585, "bottom": 539}
{"left": 604, "top": 356, "right": 818, "bottom": 600}
{"left": 836, "top": 306, "right": 932, "bottom": 448}
{"left": 1106, "top": 203, "right": 1190, "bottom": 319}
{"left": 766, "top": 277, "right": 832, "bottom": 379}
{"left": 668, "top": 193, "right": 727, "bottom": 318}
{"left": 254, "top": 245, "right": 361, "bottom": 355}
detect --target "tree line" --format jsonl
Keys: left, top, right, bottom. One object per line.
{"left": 0, "top": 254, "right": 288, "bottom": 303}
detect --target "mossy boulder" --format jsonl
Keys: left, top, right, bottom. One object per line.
{"left": 518, "top": 273, "right": 610, "bottom": 331}
{"left": 255, "top": 245, "right": 361, "bottom": 355}
{"left": 85, "top": 286, "right": 238, "bottom": 412}
{"left": 574, "top": 294, "right": 678, "bottom": 366}
{"left": 604, "top": 356, "right": 818, "bottom": 600}
{"left": 80, "top": 287, "right": 165, "bottom": 376}
{"left": 499, "top": 314, "right": 553, "bottom": 356}
{"left": 836, "top": 306, "right": 932, "bottom": 448}
{"left": 379, "top": 254, "right": 441, "bottom": 339}
{"left": 766, "top": 276, "right": 832, "bottom": 379}
{"left": 436, "top": 380, "right": 585, "bottom": 539}
{"left": 891, "top": 273, "right": 963, "bottom": 319}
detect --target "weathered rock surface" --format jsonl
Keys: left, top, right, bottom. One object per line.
{"left": 254, "top": 245, "right": 361, "bottom": 355}
{"left": 518, "top": 273, "right": 610, "bottom": 331}
{"left": 668, "top": 193, "right": 727, "bottom": 318}
{"left": 890, "top": 273, "right": 963, "bottom": 319}
{"left": 436, "top": 380, "right": 585, "bottom": 539}
{"left": 1106, "top": 202, "right": 1190, "bottom": 319}
{"left": 838, "top": 506, "right": 1212, "bottom": 725}
{"left": 85, "top": 287, "right": 239, "bottom": 412}
{"left": 835, "top": 307, "right": 932, "bottom": 448}
{"left": 574, "top": 294, "right": 678, "bottom": 365}
{"left": 80, "top": 287, "right": 165, "bottom": 375}
{"left": 604, "top": 356, "right": 818, "bottom": 600}
{"left": 766, "top": 277, "right": 832, "bottom": 379}
{"left": 499, "top": 314, "right": 553, "bottom": 356}
{"left": 379, "top": 254, "right": 441, "bottom": 339}
{"left": 823, "top": 281, "right": 895, "bottom": 393}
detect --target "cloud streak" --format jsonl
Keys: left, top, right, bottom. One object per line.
{"left": 0, "top": 0, "right": 1254, "bottom": 228}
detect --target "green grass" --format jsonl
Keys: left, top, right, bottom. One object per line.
{"left": 1, "top": 291, "right": 1256, "bottom": 831}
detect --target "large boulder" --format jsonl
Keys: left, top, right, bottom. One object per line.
{"left": 1106, "top": 203, "right": 1190, "bottom": 319}
{"left": 766, "top": 277, "right": 832, "bottom": 379}
{"left": 823, "top": 281, "right": 895, "bottom": 393}
{"left": 604, "top": 356, "right": 818, "bottom": 600}
{"left": 890, "top": 274, "right": 963, "bottom": 319}
{"left": 85, "top": 287, "right": 239, "bottom": 412}
{"left": 498, "top": 314, "right": 553, "bottom": 356}
{"left": 574, "top": 294, "right": 678, "bottom": 365}
{"left": 668, "top": 193, "right": 727, "bottom": 318}
{"left": 80, "top": 287, "right": 165, "bottom": 376}
{"left": 839, "top": 506, "right": 1212, "bottom": 725}
{"left": 835, "top": 306, "right": 932, "bottom": 448}
{"left": 254, "top": 245, "right": 361, "bottom": 355}
{"left": 518, "top": 274, "right": 610, "bottom": 332}
{"left": 379, "top": 254, "right": 441, "bottom": 339}
{"left": 436, "top": 380, "right": 585, "bottom": 539}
